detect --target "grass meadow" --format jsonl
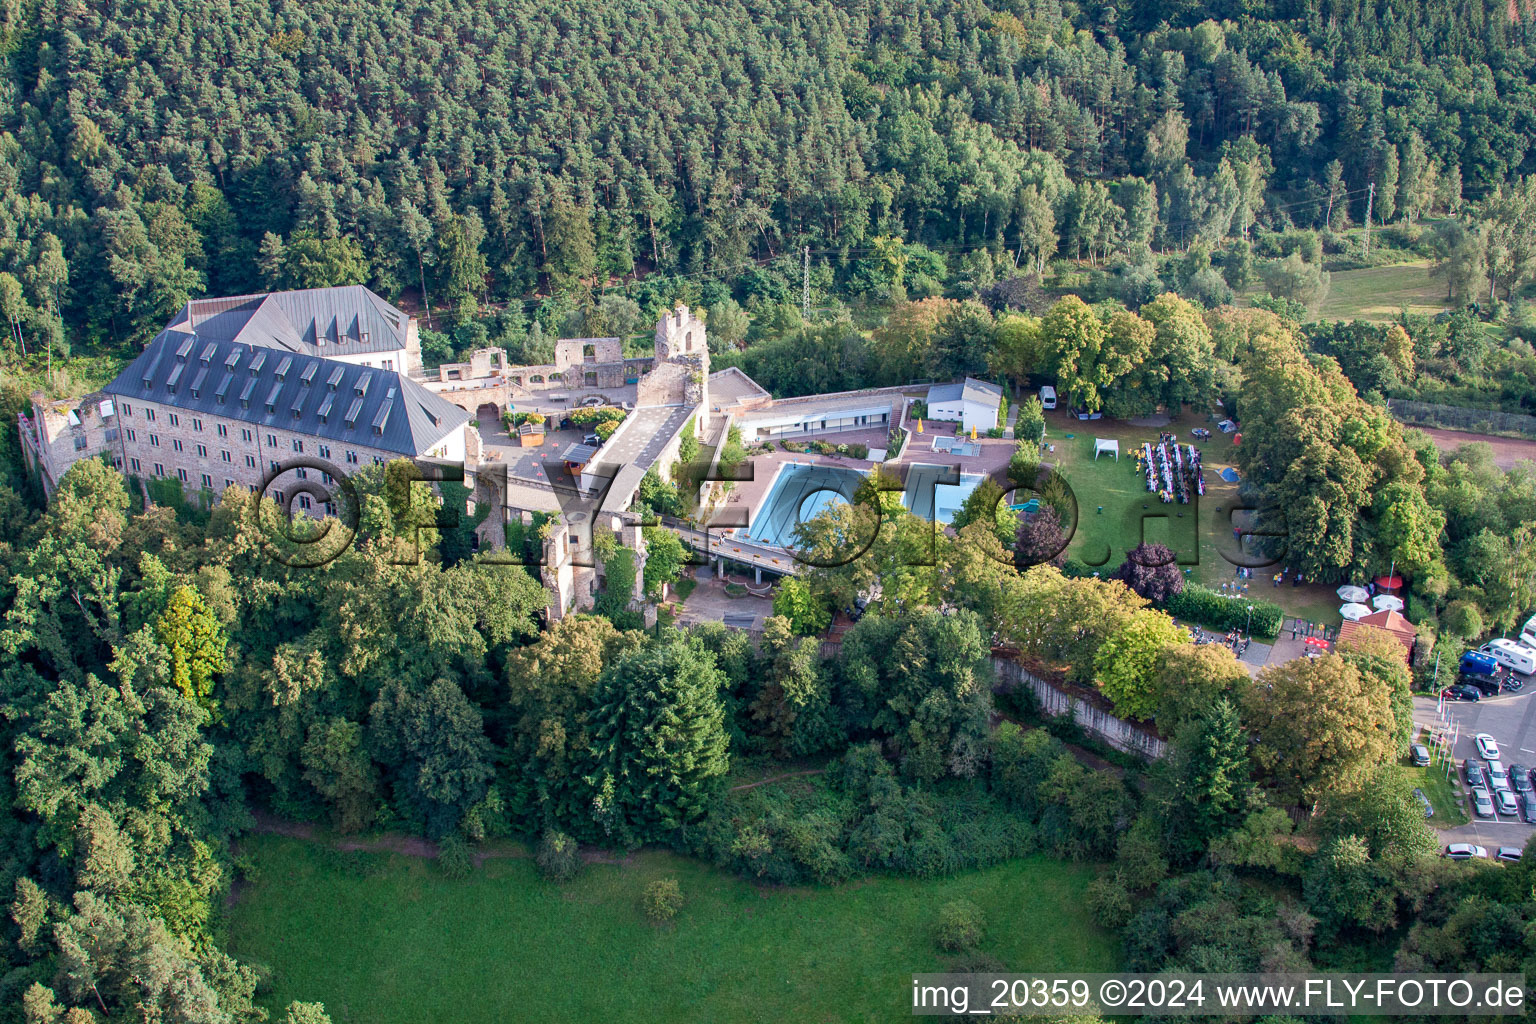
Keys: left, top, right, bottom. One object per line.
{"left": 226, "top": 834, "right": 1117, "bottom": 1024}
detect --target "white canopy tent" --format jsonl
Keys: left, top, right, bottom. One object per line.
{"left": 1094, "top": 438, "right": 1119, "bottom": 461}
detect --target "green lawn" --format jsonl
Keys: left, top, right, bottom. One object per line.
{"left": 1041, "top": 408, "right": 1345, "bottom": 628}
{"left": 226, "top": 835, "right": 1116, "bottom": 1024}
{"left": 1311, "top": 260, "right": 1452, "bottom": 323}
{"left": 1411, "top": 727, "right": 1470, "bottom": 827}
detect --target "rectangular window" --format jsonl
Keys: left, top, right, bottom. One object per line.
{"left": 122, "top": 403, "right": 132, "bottom": 417}
{"left": 217, "top": 423, "right": 228, "bottom": 438}
{"left": 129, "top": 457, "right": 141, "bottom": 472}
{"left": 196, "top": 443, "right": 207, "bottom": 458}
{"left": 74, "top": 436, "right": 88, "bottom": 450}
{"left": 201, "top": 474, "right": 211, "bottom": 488}
{"left": 318, "top": 444, "right": 330, "bottom": 458}
{"left": 171, "top": 439, "right": 183, "bottom": 453}
{"left": 177, "top": 468, "right": 187, "bottom": 482}
{"left": 224, "top": 479, "right": 234, "bottom": 489}
{"left": 149, "top": 434, "right": 160, "bottom": 447}
{"left": 221, "top": 450, "right": 231, "bottom": 463}
{"left": 125, "top": 428, "right": 136, "bottom": 442}
{"left": 241, "top": 428, "right": 252, "bottom": 442}
{"left": 153, "top": 463, "right": 164, "bottom": 477}
{"left": 168, "top": 413, "right": 179, "bottom": 427}
{"left": 293, "top": 439, "right": 303, "bottom": 453}
{"left": 296, "top": 468, "right": 308, "bottom": 480}
{"left": 146, "top": 409, "right": 156, "bottom": 422}
{"left": 192, "top": 418, "right": 202, "bottom": 432}
{"left": 298, "top": 495, "right": 312, "bottom": 510}
{"left": 267, "top": 434, "right": 277, "bottom": 448}
{"left": 345, "top": 450, "right": 358, "bottom": 464}
{"left": 275, "top": 490, "right": 285, "bottom": 505}
{"left": 372, "top": 456, "right": 383, "bottom": 465}
{"left": 245, "top": 455, "right": 256, "bottom": 468}
{"left": 270, "top": 460, "right": 280, "bottom": 473}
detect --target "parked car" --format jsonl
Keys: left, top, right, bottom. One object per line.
{"left": 1444, "top": 684, "right": 1481, "bottom": 702}
{"left": 1512, "top": 764, "right": 1533, "bottom": 793}
{"left": 1461, "top": 674, "right": 1502, "bottom": 696}
{"left": 1410, "top": 743, "right": 1431, "bottom": 767}
{"left": 1522, "top": 792, "right": 1536, "bottom": 824}
{"left": 1497, "top": 847, "right": 1523, "bottom": 863}
{"left": 1413, "top": 787, "right": 1433, "bottom": 818}
{"left": 1489, "top": 760, "right": 1510, "bottom": 790}
{"left": 1466, "top": 758, "right": 1488, "bottom": 787}
{"left": 1476, "top": 734, "right": 1502, "bottom": 760}
{"left": 1461, "top": 650, "right": 1503, "bottom": 677}
{"left": 1495, "top": 788, "right": 1518, "bottom": 815}
{"left": 582, "top": 432, "right": 602, "bottom": 447}
{"left": 1446, "top": 843, "right": 1490, "bottom": 859}
{"left": 1039, "top": 385, "right": 1057, "bottom": 410}
{"left": 1474, "top": 789, "right": 1496, "bottom": 818}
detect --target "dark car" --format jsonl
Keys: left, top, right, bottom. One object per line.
{"left": 1521, "top": 792, "right": 1536, "bottom": 824}
{"left": 1413, "top": 787, "right": 1433, "bottom": 818}
{"left": 1461, "top": 673, "right": 1503, "bottom": 696}
{"left": 1444, "top": 684, "right": 1482, "bottom": 702}
{"left": 1410, "top": 743, "right": 1432, "bottom": 767}
{"left": 1513, "top": 764, "right": 1534, "bottom": 794}
{"left": 1466, "top": 758, "right": 1488, "bottom": 787}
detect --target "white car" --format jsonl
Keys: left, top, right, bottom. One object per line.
{"left": 1489, "top": 760, "right": 1511, "bottom": 791}
{"left": 1476, "top": 733, "right": 1502, "bottom": 760}
{"left": 1446, "top": 843, "right": 1489, "bottom": 860}
{"left": 1496, "top": 788, "right": 1519, "bottom": 816}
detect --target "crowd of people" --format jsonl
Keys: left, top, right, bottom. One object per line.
{"left": 1137, "top": 436, "right": 1205, "bottom": 504}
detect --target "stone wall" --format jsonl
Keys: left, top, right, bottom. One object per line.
{"left": 990, "top": 656, "right": 1167, "bottom": 759}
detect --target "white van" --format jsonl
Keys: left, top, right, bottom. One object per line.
{"left": 1520, "top": 614, "right": 1536, "bottom": 651}
{"left": 1039, "top": 385, "right": 1057, "bottom": 410}
{"left": 1482, "top": 638, "right": 1536, "bottom": 677}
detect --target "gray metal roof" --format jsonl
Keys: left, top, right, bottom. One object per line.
{"left": 104, "top": 331, "right": 468, "bottom": 456}
{"left": 928, "top": 377, "right": 1004, "bottom": 406}
{"left": 161, "top": 285, "right": 411, "bottom": 359}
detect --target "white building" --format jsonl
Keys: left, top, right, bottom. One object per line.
{"left": 925, "top": 377, "right": 1004, "bottom": 432}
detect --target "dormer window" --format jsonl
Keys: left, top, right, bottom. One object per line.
{"left": 275, "top": 356, "right": 292, "bottom": 381}
{"left": 326, "top": 367, "right": 344, "bottom": 391}
{"left": 249, "top": 350, "right": 266, "bottom": 373}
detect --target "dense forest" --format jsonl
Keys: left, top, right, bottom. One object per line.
{"left": 0, "top": 0, "right": 1534, "bottom": 364}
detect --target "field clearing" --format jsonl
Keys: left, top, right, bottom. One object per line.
{"left": 226, "top": 835, "right": 1116, "bottom": 1024}
{"left": 1311, "top": 260, "right": 1452, "bottom": 322}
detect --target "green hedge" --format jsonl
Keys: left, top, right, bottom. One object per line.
{"left": 568, "top": 406, "right": 626, "bottom": 426}
{"left": 1163, "top": 584, "right": 1283, "bottom": 639}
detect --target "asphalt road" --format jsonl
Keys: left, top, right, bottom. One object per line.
{"left": 1417, "top": 677, "right": 1536, "bottom": 850}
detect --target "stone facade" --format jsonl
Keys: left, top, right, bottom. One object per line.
{"left": 19, "top": 392, "right": 123, "bottom": 494}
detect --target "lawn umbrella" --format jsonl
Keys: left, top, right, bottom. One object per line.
{"left": 1336, "top": 585, "right": 1369, "bottom": 602}
{"left": 1372, "top": 594, "right": 1405, "bottom": 611}
{"left": 1339, "top": 603, "right": 1371, "bottom": 620}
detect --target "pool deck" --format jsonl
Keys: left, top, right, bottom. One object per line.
{"left": 709, "top": 414, "right": 1018, "bottom": 542}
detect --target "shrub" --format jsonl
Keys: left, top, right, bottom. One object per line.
{"left": 1086, "top": 873, "right": 1133, "bottom": 928}
{"left": 1162, "top": 584, "right": 1283, "bottom": 638}
{"left": 847, "top": 443, "right": 869, "bottom": 460}
{"left": 568, "top": 406, "right": 627, "bottom": 426}
{"left": 642, "top": 878, "right": 684, "bottom": 924}
{"left": 438, "top": 835, "right": 474, "bottom": 880}
{"left": 935, "top": 899, "right": 986, "bottom": 951}
{"left": 536, "top": 829, "right": 580, "bottom": 882}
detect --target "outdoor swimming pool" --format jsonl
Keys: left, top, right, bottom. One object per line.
{"left": 743, "top": 462, "right": 988, "bottom": 548}
{"left": 931, "top": 436, "right": 981, "bottom": 456}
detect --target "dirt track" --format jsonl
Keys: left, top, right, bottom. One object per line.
{"left": 1416, "top": 426, "right": 1536, "bottom": 470}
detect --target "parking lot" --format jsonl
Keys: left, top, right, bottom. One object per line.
{"left": 1417, "top": 672, "right": 1536, "bottom": 847}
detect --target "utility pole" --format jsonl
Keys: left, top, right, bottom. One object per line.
{"left": 802, "top": 244, "right": 810, "bottom": 319}
{"left": 1363, "top": 181, "right": 1375, "bottom": 257}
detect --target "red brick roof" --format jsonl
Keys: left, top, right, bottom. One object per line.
{"left": 1337, "top": 610, "right": 1416, "bottom": 663}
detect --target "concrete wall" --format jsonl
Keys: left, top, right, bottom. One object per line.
{"left": 991, "top": 656, "right": 1167, "bottom": 760}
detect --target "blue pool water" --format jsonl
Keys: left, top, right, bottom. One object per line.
{"left": 744, "top": 462, "right": 987, "bottom": 547}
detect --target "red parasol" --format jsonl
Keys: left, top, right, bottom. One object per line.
{"left": 1375, "top": 574, "right": 1404, "bottom": 591}
{"left": 1304, "top": 636, "right": 1330, "bottom": 649}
